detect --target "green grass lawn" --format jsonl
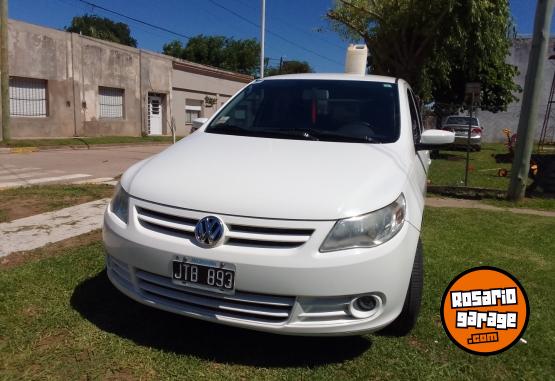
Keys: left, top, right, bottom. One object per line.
{"left": 0, "top": 184, "right": 114, "bottom": 222}
{"left": 0, "top": 136, "right": 182, "bottom": 148}
{"left": 428, "top": 144, "right": 512, "bottom": 189}
{"left": 0, "top": 208, "right": 553, "bottom": 380}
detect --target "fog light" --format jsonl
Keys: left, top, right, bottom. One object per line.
{"left": 349, "top": 295, "right": 381, "bottom": 319}
{"left": 355, "top": 295, "right": 377, "bottom": 311}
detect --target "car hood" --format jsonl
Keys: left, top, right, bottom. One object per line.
{"left": 125, "top": 133, "right": 408, "bottom": 220}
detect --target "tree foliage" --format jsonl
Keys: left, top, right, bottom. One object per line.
{"left": 66, "top": 14, "right": 137, "bottom": 47}
{"left": 163, "top": 35, "right": 260, "bottom": 76}
{"left": 327, "top": 0, "right": 520, "bottom": 114}
{"left": 267, "top": 60, "right": 314, "bottom": 76}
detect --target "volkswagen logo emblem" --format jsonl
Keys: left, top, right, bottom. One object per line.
{"left": 194, "top": 216, "right": 225, "bottom": 248}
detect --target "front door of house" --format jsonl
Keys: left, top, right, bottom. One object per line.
{"left": 148, "top": 95, "right": 162, "bottom": 135}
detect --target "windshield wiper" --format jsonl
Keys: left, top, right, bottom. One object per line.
{"left": 207, "top": 123, "right": 251, "bottom": 134}
{"left": 308, "top": 130, "right": 377, "bottom": 143}
{"left": 256, "top": 128, "right": 319, "bottom": 141}
{"left": 207, "top": 124, "right": 374, "bottom": 143}
{"left": 208, "top": 124, "right": 320, "bottom": 141}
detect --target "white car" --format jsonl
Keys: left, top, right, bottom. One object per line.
{"left": 103, "top": 74, "right": 454, "bottom": 336}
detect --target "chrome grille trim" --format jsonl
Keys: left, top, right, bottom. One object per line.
{"left": 135, "top": 270, "right": 294, "bottom": 307}
{"left": 139, "top": 281, "right": 290, "bottom": 319}
{"left": 106, "top": 255, "right": 133, "bottom": 291}
{"left": 295, "top": 296, "right": 355, "bottom": 324}
{"left": 135, "top": 206, "right": 314, "bottom": 248}
{"left": 135, "top": 269, "right": 294, "bottom": 323}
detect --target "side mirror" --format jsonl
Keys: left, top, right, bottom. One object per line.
{"left": 415, "top": 129, "right": 455, "bottom": 150}
{"left": 191, "top": 117, "right": 208, "bottom": 132}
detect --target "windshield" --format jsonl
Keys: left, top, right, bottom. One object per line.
{"left": 445, "top": 116, "right": 479, "bottom": 126}
{"left": 205, "top": 79, "right": 400, "bottom": 143}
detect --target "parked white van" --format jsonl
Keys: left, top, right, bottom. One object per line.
{"left": 103, "top": 74, "right": 454, "bottom": 336}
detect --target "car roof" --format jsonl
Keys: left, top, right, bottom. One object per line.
{"left": 259, "top": 73, "right": 398, "bottom": 84}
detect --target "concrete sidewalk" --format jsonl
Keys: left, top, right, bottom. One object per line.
{"left": 426, "top": 197, "right": 555, "bottom": 217}
{"left": 0, "top": 198, "right": 110, "bottom": 257}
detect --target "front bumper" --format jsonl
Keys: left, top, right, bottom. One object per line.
{"left": 102, "top": 197, "right": 421, "bottom": 336}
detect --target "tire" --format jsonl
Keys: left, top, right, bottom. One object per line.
{"left": 379, "top": 239, "right": 424, "bottom": 336}
{"left": 474, "top": 145, "right": 481, "bottom": 152}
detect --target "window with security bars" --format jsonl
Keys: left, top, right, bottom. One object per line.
{"left": 9, "top": 77, "right": 48, "bottom": 117}
{"left": 185, "top": 100, "right": 202, "bottom": 124}
{"left": 99, "top": 87, "right": 124, "bottom": 118}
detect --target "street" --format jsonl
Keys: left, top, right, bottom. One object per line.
{"left": 0, "top": 145, "right": 168, "bottom": 188}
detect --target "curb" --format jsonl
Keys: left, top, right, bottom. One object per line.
{"left": 0, "top": 142, "right": 172, "bottom": 154}
{"left": 0, "top": 147, "right": 38, "bottom": 154}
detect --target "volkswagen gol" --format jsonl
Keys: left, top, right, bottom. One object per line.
{"left": 103, "top": 74, "right": 454, "bottom": 336}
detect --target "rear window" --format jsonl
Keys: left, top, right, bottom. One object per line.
{"left": 205, "top": 79, "right": 400, "bottom": 143}
{"left": 446, "top": 116, "right": 478, "bottom": 126}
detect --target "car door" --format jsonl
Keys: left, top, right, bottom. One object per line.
{"left": 407, "top": 89, "right": 430, "bottom": 196}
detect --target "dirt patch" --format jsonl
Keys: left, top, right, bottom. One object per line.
{"left": 0, "top": 184, "right": 114, "bottom": 222}
{"left": 1, "top": 195, "right": 81, "bottom": 222}
{"left": 34, "top": 328, "right": 72, "bottom": 350}
{"left": 0, "top": 230, "right": 102, "bottom": 269}
{"left": 407, "top": 336, "right": 427, "bottom": 352}
{"left": 103, "top": 369, "right": 139, "bottom": 381}
{"left": 20, "top": 304, "right": 43, "bottom": 319}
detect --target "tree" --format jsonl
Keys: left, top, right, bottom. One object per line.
{"left": 267, "top": 60, "right": 314, "bottom": 76}
{"left": 66, "top": 14, "right": 137, "bottom": 47}
{"left": 163, "top": 35, "right": 260, "bottom": 76}
{"left": 326, "top": 0, "right": 520, "bottom": 115}
{"left": 161, "top": 40, "right": 185, "bottom": 59}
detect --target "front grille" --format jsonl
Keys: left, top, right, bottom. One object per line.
{"left": 135, "top": 270, "right": 295, "bottom": 323}
{"left": 136, "top": 206, "right": 314, "bottom": 248}
{"left": 106, "top": 255, "right": 296, "bottom": 324}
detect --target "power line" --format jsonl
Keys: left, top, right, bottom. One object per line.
{"left": 207, "top": 0, "right": 343, "bottom": 66}
{"left": 75, "top": 0, "right": 191, "bottom": 40}
{"left": 229, "top": 0, "right": 345, "bottom": 51}
{"left": 53, "top": 0, "right": 177, "bottom": 41}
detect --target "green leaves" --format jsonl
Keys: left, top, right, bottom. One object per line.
{"left": 266, "top": 60, "right": 314, "bottom": 76}
{"left": 65, "top": 14, "right": 137, "bottom": 47}
{"left": 162, "top": 35, "right": 260, "bottom": 76}
{"left": 326, "top": 0, "right": 520, "bottom": 114}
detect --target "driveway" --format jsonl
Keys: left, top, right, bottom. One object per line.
{"left": 0, "top": 145, "right": 169, "bottom": 188}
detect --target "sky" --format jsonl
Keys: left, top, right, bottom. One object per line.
{"left": 8, "top": 0, "right": 555, "bottom": 73}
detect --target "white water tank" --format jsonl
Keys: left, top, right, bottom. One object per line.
{"left": 345, "top": 44, "right": 368, "bottom": 75}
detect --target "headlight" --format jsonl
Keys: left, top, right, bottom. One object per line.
{"left": 111, "top": 183, "right": 130, "bottom": 224}
{"left": 320, "top": 194, "right": 406, "bottom": 252}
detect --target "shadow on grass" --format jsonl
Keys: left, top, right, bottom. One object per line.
{"left": 70, "top": 270, "right": 372, "bottom": 367}
{"left": 430, "top": 152, "right": 465, "bottom": 161}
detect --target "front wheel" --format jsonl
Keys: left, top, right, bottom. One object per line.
{"left": 379, "top": 239, "right": 423, "bottom": 336}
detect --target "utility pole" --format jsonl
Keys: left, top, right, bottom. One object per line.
{"left": 259, "top": 0, "right": 265, "bottom": 78}
{"left": 464, "top": 92, "right": 475, "bottom": 186}
{"left": 0, "top": 0, "right": 9, "bottom": 142}
{"left": 278, "top": 56, "right": 283, "bottom": 74}
{"left": 507, "top": 0, "right": 554, "bottom": 200}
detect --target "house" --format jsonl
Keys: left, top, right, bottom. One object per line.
{"left": 1, "top": 19, "right": 252, "bottom": 139}
{"left": 473, "top": 37, "right": 555, "bottom": 143}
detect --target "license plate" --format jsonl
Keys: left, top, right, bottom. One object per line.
{"left": 172, "top": 257, "right": 235, "bottom": 294}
